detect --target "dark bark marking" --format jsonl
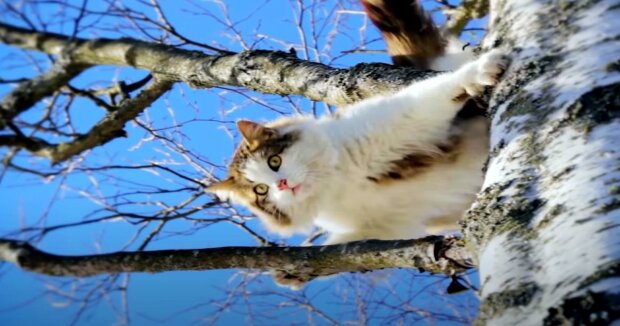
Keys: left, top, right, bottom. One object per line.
{"left": 544, "top": 291, "right": 620, "bottom": 326}
{"left": 605, "top": 60, "right": 620, "bottom": 73}
{"left": 560, "top": 82, "right": 620, "bottom": 134}
{"left": 493, "top": 55, "right": 561, "bottom": 120}
{"left": 478, "top": 282, "right": 541, "bottom": 323}
{"left": 578, "top": 261, "right": 620, "bottom": 290}
{"left": 462, "top": 176, "right": 546, "bottom": 247}
{"left": 596, "top": 198, "right": 620, "bottom": 214}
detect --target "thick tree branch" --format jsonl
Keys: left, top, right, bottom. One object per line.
{"left": 0, "top": 236, "right": 471, "bottom": 279}
{"left": 0, "top": 134, "right": 53, "bottom": 155}
{"left": 0, "top": 22, "right": 438, "bottom": 107}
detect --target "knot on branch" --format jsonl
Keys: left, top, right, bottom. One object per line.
{"left": 0, "top": 239, "right": 33, "bottom": 264}
{"left": 433, "top": 236, "right": 476, "bottom": 270}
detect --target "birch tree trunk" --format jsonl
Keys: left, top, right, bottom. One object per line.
{"left": 463, "top": 0, "right": 620, "bottom": 324}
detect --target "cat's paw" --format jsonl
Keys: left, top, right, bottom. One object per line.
{"left": 475, "top": 50, "right": 511, "bottom": 86}
{"left": 462, "top": 49, "right": 510, "bottom": 97}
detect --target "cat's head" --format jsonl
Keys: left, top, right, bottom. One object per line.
{"left": 206, "top": 118, "right": 333, "bottom": 235}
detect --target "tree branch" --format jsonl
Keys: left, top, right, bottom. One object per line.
{"left": 0, "top": 59, "right": 88, "bottom": 129}
{"left": 47, "top": 79, "right": 173, "bottom": 163}
{"left": 0, "top": 22, "right": 438, "bottom": 107}
{"left": 0, "top": 236, "right": 472, "bottom": 279}
{"left": 443, "top": 0, "right": 489, "bottom": 36}
{"left": 0, "top": 79, "right": 173, "bottom": 163}
{"left": 0, "top": 134, "right": 53, "bottom": 156}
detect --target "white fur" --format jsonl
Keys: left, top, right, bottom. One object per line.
{"left": 430, "top": 38, "right": 476, "bottom": 71}
{"left": 238, "top": 50, "right": 507, "bottom": 244}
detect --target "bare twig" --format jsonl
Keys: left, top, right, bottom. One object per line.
{"left": 0, "top": 79, "right": 173, "bottom": 163}
{"left": 0, "top": 58, "right": 88, "bottom": 128}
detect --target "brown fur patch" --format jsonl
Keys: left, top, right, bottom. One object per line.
{"left": 368, "top": 152, "right": 438, "bottom": 185}
{"left": 425, "top": 215, "right": 459, "bottom": 233}
{"left": 252, "top": 193, "right": 293, "bottom": 229}
{"left": 452, "top": 91, "right": 470, "bottom": 103}
{"left": 361, "top": 0, "right": 446, "bottom": 69}
{"left": 219, "top": 127, "right": 301, "bottom": 231}
{"left": 229, "top": 130, "right": 300, "bottom": 175}
{"left": 367, "top": 135, "right": 463, "bottom": 185}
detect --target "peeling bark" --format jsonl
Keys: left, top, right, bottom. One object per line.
{"left": 0, "top": 236, "right": 471, "bottom": 279}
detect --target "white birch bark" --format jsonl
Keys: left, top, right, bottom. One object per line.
{"left": 463, "top": 0, "right": 620, "bottom": 324}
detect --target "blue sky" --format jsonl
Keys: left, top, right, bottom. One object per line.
{"left": 0, "top": 1, "right": 483, "bottom": 324}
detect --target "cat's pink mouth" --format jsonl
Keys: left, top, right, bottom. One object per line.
{"left": 290, "top": 184, "right": 301, "bottom": 195}
{"left": 277, "top": 179, "right": 301, "bottom": 195}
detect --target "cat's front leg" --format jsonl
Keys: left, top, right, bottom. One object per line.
{"left": 366, "top": 49, "right": 510, "bottom": 150}
{"left": 391, "top": 48, "right": 510, "bottom": 145}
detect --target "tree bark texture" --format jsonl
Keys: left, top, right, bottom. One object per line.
{"left": 0, "top": 237, "right": 470, "bottom": 279}
{"left": 462, "top": 0, "right": 620, "bottom": 324}
{"left": 0, "top": 22, "right": 438, "bottom": 109}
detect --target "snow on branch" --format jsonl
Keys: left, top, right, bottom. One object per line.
{"left": 0, "top": 236, "right": 472, "bottom": 280}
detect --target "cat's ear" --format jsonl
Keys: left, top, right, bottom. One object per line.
{"left": 237, "top": 120, "right": 276, "bottom": 148}
{"left": 204, "top": 177, "right": 236, "bottom": 200}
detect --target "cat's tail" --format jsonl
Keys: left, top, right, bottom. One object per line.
{"left": 360, "top": 0, "right": 474, "bottom": 71}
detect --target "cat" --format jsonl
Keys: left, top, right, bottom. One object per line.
{"left": 206, "top": 49, "right": 508, "bottom": 245}
{"left": 205, "top": 0, "right": 508, "bottom": 288}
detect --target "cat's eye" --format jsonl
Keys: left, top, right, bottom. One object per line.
{"left": 253, "top": 183, "right": 269, "bottom": 195}
{"left": 267, "top": 155, "right": 282, "bottom": 172}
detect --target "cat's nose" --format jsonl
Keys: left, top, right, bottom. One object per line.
{"left": 277, "top": 179, "right": 288, "bottom": 190}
